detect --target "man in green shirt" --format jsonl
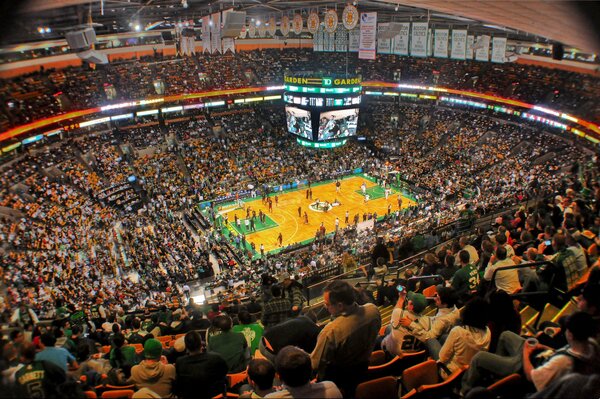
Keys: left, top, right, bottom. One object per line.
{"left": 208, "top": 315, "right": 249, "bottom": 373}
{"left": 452, "top": 250, "right": 480, "bottom": 303}
{"left": 232, "top": 311, "right": 263, "bottom": 356}
{"left": 15, "top": 343, "right": 66, "bottom": 399}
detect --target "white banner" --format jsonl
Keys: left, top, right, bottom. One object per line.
{"left": 327, "top": 32, "right": 336, "bottom": 52}
{"left": 410, "top": 22, "right": 428, "bottom": 57}
{"left": 335, "top": 29, "right": 348, "bottom": 52}
{"left": 202, "top": 16, "right": 211, "bottom": 53}
{"left": 377, "top": 23, "right": 392, "bottom": 54}
{"left": 222, "top": 37, "right": 235, "bottom": 53}
{"left": 450, "top": 29, "right": 467, "bottom": 59}
{"left": 475, "top": 35, "right": 490, "bottom": 61}
{"left": 392, "top": 22, "right": 410, "bottom": 55}
{"left": 258, "top": 23, "right": 267, "bottom": 37}
{"left": 466, "top": 35, "right": 475, "bottom": 59}
{"left": 313, "top": 27, "right": 322, "bottom": 51}
{"left": 359, "top": 12, "right": 377, "bottom": 60}
{"left": 210, "top": 12, "right": 221, "bottom": 54}
{"left": 427, "top": 28, "right": 433, "bottom": 56}
{"left": 349, "top": 29, "right": 360, "bottom": 52}
{"left": 248, "top": 23, "right": 256, "bottom": 38}
{"left": 239, "top": 26, "right": 247, "bottom": 39}
{"left": 491, "top": 37, "right": 507, "bottom": 63}
{"left": 434, "top": 29, "right": 449, "bottom": 58}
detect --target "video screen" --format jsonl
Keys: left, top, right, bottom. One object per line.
{"left": 285, "top": 106, "right": 313, "bottom": 140}
{"left": 317, "top": 108, "right": 359, "bottom": 140}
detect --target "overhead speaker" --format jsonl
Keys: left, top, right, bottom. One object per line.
{"left": 552, "top": 43, "right": 564, "bottom": 60}
{"left": 377, "top": 22, "right": 405, "bottom": 40}
{"left": 65, "top": 27, "right": 97, "bottom": 51}
{"left": 222, "top": 10, "right": 246, "bottom": 38}
{"left": 78, "top": 49, "right": 108, "bottom": 64}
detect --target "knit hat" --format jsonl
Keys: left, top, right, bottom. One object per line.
{"left": 144, "top": 338, "right": 163, "bottom": 360}
{"left": 407, "top": 292, "right": 428, "bottom": 314}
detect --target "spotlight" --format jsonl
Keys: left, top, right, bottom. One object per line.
{"left": 45, "top": 27, "right": 51, "bottom": 33}
{"left": 395, "top": 5, "right": 399, "bottom": 11}
{"left": 256, "top": 20, "right": 261, "bottom": 26}
{"left": 37, "top": 27, "right": 44, "bottom": 33}
{"left": 134, "top": 24, "right": 141, "bottom": 31}
{"left": 209, "top": 20, "right": 213, "bottom": 26}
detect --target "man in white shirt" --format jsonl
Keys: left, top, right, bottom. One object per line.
{"left": 484, "top": 246, "right": 521, "bottom": 294}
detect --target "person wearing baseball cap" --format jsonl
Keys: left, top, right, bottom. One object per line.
{"left": 381, "top": 288, "right": 431, "bottom": 356}
{"left": 128, "top": 338, "right": 176, "bottom": 398}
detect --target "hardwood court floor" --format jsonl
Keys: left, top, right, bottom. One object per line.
{"left": 220, "top": 175, "right": 417, "bottom": 254}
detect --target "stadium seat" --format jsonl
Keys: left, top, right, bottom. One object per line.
{"left": 227, "top": 369, "right": 248, "bottom": 389}
{"left": 84, "top": 391, "right": 98, "bottom": 399}
{"left": 157, "top": 335, "right": 172, "bottom": 344}
{"left": 100, "top": 345, "right": 111, "bottom": 354}
{"left": 551, "top": 298, "right": 578, "bottom": 323}
{"left": 212, "top": 394, "right": 240, "bottom": 399}
{"left": 422, "top": 285, "right": 437, "bottom": 298}
{"left": 367, "top": 350, "right": 427, "bottom": 381}
{"left": 355, "top": 376, "right": 398, "bottom": 399}
{"left": 401, "top": 359, "right": 438, "bottom": 392}
{"left": 369, "top": 350, "right": 387, "bottom": 366}
{"left": 487, "top": 373, "right": 524, "bottom": 398}
{"left": 130, "top": 343, "right": 144, "bottom": 354}
{"left": 100, "top": 390, "right": 135, "bottom": 399}
{"left": 408, "top": 366, "right": 468, "bottom": 399}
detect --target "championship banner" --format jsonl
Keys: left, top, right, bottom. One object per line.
{"left": 293, "top": 14, "right": 303, "bottom": 35}
{"left": 450, "top": 29, "right": 467, "bottom": 59}
{"left": 248, "top": 23, "right": 256, "bottom": 38}
{"left": 466, "top": 35, "right": 475, "bottom": 59}
{"left": 258, "top": 23, "right": 267, "bottom": 37}
{"left": 377, "top": 23, "right": 392, "bottom": 54}
{"left": 475, "top": 35, "right": 490, "bottom": 61}
{"left": 281, "top": 15, "right": 290, "bottom": 37}
{"left": 307, "top": 12, "right": 319, "bottom": 34}
{"left": 427, "top": 28, "right": 433, "bottom": 56}
{"left": 434, "top": 29, "right": 449, "bottom": 58}
{"left": 222, "top": 37, "right": 235, "bottom": 53}
{"left": 313, "top": 26, "right": 323, "bottom": 51}
{"left": 239, "top": 26, "right": 247, "bottom": 39}
{"left": 210, "top": 12, "right": 221, "bottom": 54}
{"left": 349, "top": 29, "right": 360, "bottom": 52}
{"left": 202, "top": 16, "right": 211, "bottom": 53}
{"left": 327, "top": 32, "right": 336, "bottom": 52}
{"left": 359, "top": 12, "right": 377, "bottom": 60}
{"left": 342, "top": 4, "right": 359, "bottom": 30}
{"left": 268, "top": 16, "right": 276, "bottom": 36}
{"left": 392, "top": 22, "right": 410, "bottom": 55}
{"left": 323, "top": 29, "right": 331, "bottom": 52}
{"left": 324, "top": 10, "right": 338, "bottom": 33}
{"left": 335, "top": 28, "right": 348, "bottom": 52}
{"left": 410, "top": 22, "right": 428, "bottom": 57}
{"left": 491, "top": 37, "right": 507, "bottom": 63}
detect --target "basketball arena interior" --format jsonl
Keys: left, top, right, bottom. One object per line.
{"left": 0, "top": 0, "right": 600, "bottom": 398}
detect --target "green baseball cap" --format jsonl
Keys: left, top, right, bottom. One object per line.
{"left": 407, "top": 292, "right": 428, "bottom": 314}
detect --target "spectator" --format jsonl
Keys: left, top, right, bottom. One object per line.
{"left": 266, "top": 346, "right": 342, "bottom": 398}
{"left": 175, "top": 331, "right": 228, "bottom": 399}
{"left": 232, "top": 311, "right": 264, "bottom": 355}
{"left": 261, "top": 285, "right": 291, "bottom": 330}
{"left": 15, "top": 343, "right": 66, "bottom": 399}
{"left": 452, "top": 250, "right": 479, "bottom": 303}
{"left": 35, "top": 332, "right": 78, "bottom": 372}
{"left": 207, "top": 315, "right": 249, "bottom": 373}
{"left": 483, "top": 246, "right": 520, "bottom": 294}
{"left": 311, "top": 280, "right": 381, "bottom": 396}
{"left": 240, "top": 359, "right": 277, "bottom": 398}
{"left": 128, "top": 338, "right": 176, "bottom": 398}
{"left": 109, "top": 333, "right": 137, "bottom": 376}
{"left": 259, "top": 312, "right": 321, "bottom": 363}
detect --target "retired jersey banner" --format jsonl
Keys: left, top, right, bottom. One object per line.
{"left": 268, "top": 16, "right": 276, "bottom": 36}
{"left": 248, "top": 23, "right": 256, "bottom": 38}
{"left": 466, "top": 35, "right": 475, "bottom": 59}
{"left": 222, "top": 37, "right": 235, "bottom": 53}
{"left": 313, "top": 26, "right": 323, "bottom": 51}
{"left": 359, "top": 12, "right": 377, "bottom": 60}
{"left": 349, "top": 29, "right": 360, "bottom": 52}
{"left": 307, "top": 12, "right": 319, "bottom": 34}
{"left": 410, "top": 22, "right": 428, "bottom": 57}
{"left": 258, "top": 23, "right": 267, "bottom": 37}
{"left": 202, "top": 16, "right": 211, "bottom": 53}
{"left": 491, "top": 37, "right": 507, "bottom": 63}
{"left": 377, "top": 23, "right": 392, "bottom": 54}
{"left": 324, "top": 10, "right": 338, "bottom": 33}
{"left": 434, "top": 29, "right": 449, "bottom": 58}
{"left": 293, "top": 14, "right": 303, "bottom": 35}
{"left": 392, "top": 22, "right": 410, "bottom": 55}
{"left": 475, "top": 35, "right": 490, "bottom": 61}
{"left": 281, "top": 15, "right": 290, "bottom": 36}
{"left": 239, "top": 26, "right": 247, "bottom": 39}
{"left": 342, "top": 4, "right": 359, "bottom": 30}
{"left": 450, "top": 29, "right": 467, "bottom": 59}
{"left": 210, "top": 12, "right": 221, "bottom": 54}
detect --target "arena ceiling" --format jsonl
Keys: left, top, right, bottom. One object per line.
{"left": 2, "top": 0, "right": 599, "bottom": 54}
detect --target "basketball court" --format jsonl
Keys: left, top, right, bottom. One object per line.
{"left": 207, "top": 174, "right": 417, "bottom": 257}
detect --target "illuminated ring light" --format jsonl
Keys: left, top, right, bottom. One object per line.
{"left": 1, "top": 82, "right": 599, "bottom": 147}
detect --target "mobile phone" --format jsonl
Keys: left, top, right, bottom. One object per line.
{"left": 396, "top": 285, "right": 404, "bottom": 292}
{"left": 544, "top": 240, "right": 552, "bottom": 246}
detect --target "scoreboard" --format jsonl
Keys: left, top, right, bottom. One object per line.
{"left": 283, "top": 73, "right": 362, "bottom": 145}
